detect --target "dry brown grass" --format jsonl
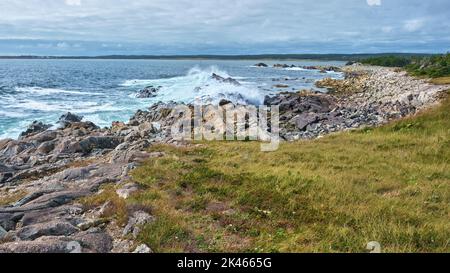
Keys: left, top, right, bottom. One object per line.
{"left": 0, "top": 190, "right": 27, "bottom": 206}
{"left": 430, "top": 76, "right": 450, "bottom": 85}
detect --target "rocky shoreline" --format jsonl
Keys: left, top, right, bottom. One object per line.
{"left": 0, "top": 65, "right": 448, "bottom": 253}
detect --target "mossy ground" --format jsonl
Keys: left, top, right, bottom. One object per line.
{"left": 91, "top": 91, "right": 449, "bottom": 253}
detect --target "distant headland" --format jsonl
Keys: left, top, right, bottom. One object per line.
{"left": 0, "top": 53, "right": 435, "bottom": 61}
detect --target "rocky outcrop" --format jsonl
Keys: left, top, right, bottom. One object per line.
{"left": 316, "top": 66, "right": 448, "bottom": 110}
{"left": 211, "top": 73, "right": 241, "bottom": 86}
{"left": 19, "top": 121, "right": 52, "bottom": 139}
{"left": 59, "top": 112, "right": 83, "bottom": 127}
{"left": 136, "top": 86, "right": 161, "bottom": 98}
{"left": 273, "top": 64, "right": 292, "bottom": 68}
{"left": 254, "top": 63, "right": 268, "bottom": 67}
{"left": 0, "top": 158, "right": 139, "bottom": 252}
{"left": 272, "top": 64, "right": 342, "bottom": 72}
{"left": 263, "top": 92, "right": 377, "bottom": 140}
{"left": 264, "top": 65, "right": 448, "bottom": 140}
{"left": 122, "top": 211, "right": 153, "bottom": 238}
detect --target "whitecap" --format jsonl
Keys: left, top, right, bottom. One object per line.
{"left": 15, "top": 87, "right": 103, "bottom": 96}
{"left": 0, "top": 110, "right": 27, "bottom": 118}
{"left": 120, "top": 79, "right": 157, "bottom": 87}
{"left": 285, "top": 67, "right": 308, "bottom": 71}
{"left": 82, "top": 114, "right": 112, "bottom": 128}
{"left": 7, "top": 100, "right": 68, "bottom": 112}
{"left": 74, "top": 102, "right": 122, "bottom": 114}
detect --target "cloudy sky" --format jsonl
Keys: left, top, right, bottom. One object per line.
{"left": 0, "top": 0, "right": 449, "bottom": 55}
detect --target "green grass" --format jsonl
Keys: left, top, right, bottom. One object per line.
{"left": 360, "top": 53, "right": 450, "bottom": 78}
{"left": 126, "top": 92, "right": 450, "bottom": 253}
{"left": 407, "top": 54, "right": 450, "bottom": 78}
{"left": 361, "top": 55, "right": 412, "bottom": 67}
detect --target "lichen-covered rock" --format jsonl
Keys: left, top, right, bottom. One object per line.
{"left": 123, "top": 211, "right": 154, "bottom": 238}
{"left": 16, "top": 220, "right": 78, "bottom": 240}
{"left": 0, "top": 238, "right": 75, "bottom": 253}
{"left": 116, "top": 183, "right": 139, "bottom": 199}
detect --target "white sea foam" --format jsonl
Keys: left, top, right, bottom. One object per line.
{"left": 82, "top": 114, "right": 112, "bottom": 128}
{"left": 75, "top": 102, "right": 122, "bottom": 114}
{"left": 121, "top": 66, "right": 265, "bottom": 105}
{"left": 4, "top": 99, "right": 121, "bottom": 114}
{"left": 15, "top": 87, "right": 102, "bottom": 96}
{"left": 0, "top": 110, "right": 27, "bottom": 118}
{"left": 120, "top": 79, "right": 156, "bottom": 87}
{"left": 9, "top": 100, "right": 68, "bottom": 112}
{"left": 285, "top": 67, "right": 308, "bottom": 71}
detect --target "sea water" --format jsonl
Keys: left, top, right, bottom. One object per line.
{"left": 0, "top": 59, "right": 344, "bottom": 139}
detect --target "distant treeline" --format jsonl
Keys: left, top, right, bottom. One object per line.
{"left": 360, "top": 55, "right": 412, "bottom": 67}
{"left": 360, "top": 53, "right": 450, "bottom": 78}
{"left": 0, "top": 53, "right": 434, "bottom": 61}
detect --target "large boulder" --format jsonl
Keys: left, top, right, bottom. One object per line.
{"left": 19, "top": 121, "right": 52, "bottom": 139}
{"left": 36, "top": 141, "right": 56, "bottom": 154}
{"left": 16, "top": 220, "right": 78, "bottom": 240}
{"left": 0, "top": 213, "right": 22, "bottom": 231}
{"left": 254, "top": 63, "right": 268, "bottom": 67}
{"left": 264, "top": 93, "right": 331, "bottom": 113}
{"left": 0, "top": 163, "right": 14, "bottom": 184}
{"left": 136, "top": 86, "right": 160, "bottom": 98}
{"left": 123, "top": 211, "right": 154, "bottom": 238}
{"left": 273, "top": 64, "right": 290, "bottom": 68}
{"left": 71, "top": 230, "right": 113, "bottom": 253}
{"left": 290, "top": 113, "right": 322, "bottom": 131}
{"left": 58, "top": 112, "right": 83, "bottom": 127}
{"left": 219, "top": 99, "right": 232, "bottom": 106}
{"left": 211, "top": 73, "right": 241, "bottom": 86}
{"left": 55, "top": 139, "right": 83, "bottom": 154}
{"left": 28, "top": 130, "right": 58, "bottom": 144}
{"left": 0, "top": 238, "right": 76, "bottom": 253}
{"left": 78, "top": 136, "right": 122, "bottom": 154}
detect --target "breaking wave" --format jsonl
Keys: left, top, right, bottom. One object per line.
{"left": 122, "top": 66, "right": 265, "bottom": 105}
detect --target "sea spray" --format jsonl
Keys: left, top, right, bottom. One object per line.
{"left": 124, "top": 66, "right": 265, "bottom": 105}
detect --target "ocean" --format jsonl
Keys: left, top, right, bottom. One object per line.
{"left": 0, "top": 59, "right": 344, "bottom": 139}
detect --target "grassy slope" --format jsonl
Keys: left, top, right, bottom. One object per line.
{"left": 360, "top": 53, "right": 450, "bottom": 78}
{"left": 78, "top": 92, "right": 450, "bottom": 253}
{"left": 122, "top": 92, "right": 450, "bottom": 253}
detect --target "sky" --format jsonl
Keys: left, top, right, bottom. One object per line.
{"left": 0, "top": 0, "right": 449, "bottom": 55}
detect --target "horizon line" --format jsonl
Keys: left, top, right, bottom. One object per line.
{"left": 0, "top": 52, "right": 440, "bottom": 61}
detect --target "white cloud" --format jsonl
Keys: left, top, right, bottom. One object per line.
{"left": 404, "top": 19, "right": 425, "bottom": 32}
{"left": 0, "top": 0, "right": 448, "bottom": 54}
{"left": 65, "top": 0, "right": 81, "bottom": 6}
{"left": 382, "top": 26, "right": 393, "bottom": 33}
{"left": 56, "top": 42, "right": 69, "bottom": 48}
{"left": 367, "top": 0, "right": 381, "bottom": 6}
